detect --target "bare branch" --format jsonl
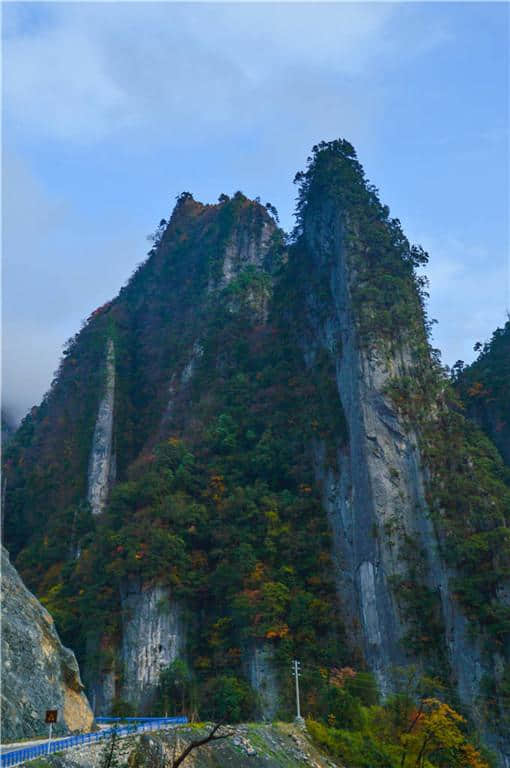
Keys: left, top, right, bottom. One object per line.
{"left": 170, "top": 722, "right": 233, "bottom": 768}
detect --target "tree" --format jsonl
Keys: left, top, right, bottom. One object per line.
{"left": 98, "top": 726, "right": 123, "bottom": 768}
{"left": 176, "top": 192, "right": 193, "bottom": 203}
{"left": 159, "top": 660, "right": 194, "bottom": 717}
{"left": 146, "top": 218, "right": 167, "bottom": 250}
{"left": 169, "top": 722, "right": 233, "bottom": 768}
{"left": 399, "top": 698, "right": 489, "bottom": 768}
{"left": 204, "top": 675, "right": 255, "bottom": 722}
{"left": 265, "top": 202, "right": 280, "bottom": 222}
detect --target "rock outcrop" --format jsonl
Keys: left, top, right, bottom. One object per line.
{"left": 0, "top": 547, "right": 94, "bottom": 740}
{"left": 34, "top": 723, "right": 340, "bottom": 768}
{"left": 120, "top": 581, "right": 184, "bottom": 710}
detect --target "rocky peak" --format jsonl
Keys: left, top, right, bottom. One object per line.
{"left": 3, "top": 140, "right": 509, "bottom": 764}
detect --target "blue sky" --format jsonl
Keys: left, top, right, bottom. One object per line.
{"left": 2, "top": 2, "right": 509, "bottom": 422}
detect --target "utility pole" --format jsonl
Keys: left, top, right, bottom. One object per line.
{"left": 292, "top": 660, "right": 304, "bottom": 726}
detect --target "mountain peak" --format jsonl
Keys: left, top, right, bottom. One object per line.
{"left": 3, "top": 140, "right": 509, "bottom": 764}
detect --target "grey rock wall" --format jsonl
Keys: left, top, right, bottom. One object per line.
{"left": 87, "top": 667, "right": 116, "bottom": 719}
{"left": 303, "top": 202, "right": 510, "bottom": 763}
{"left": 120, "top": 581, "right": 184, "bottom": 711}
{"left": 219, "top": 219, "right": 274, "bottom": 287}
{"left": 304, "top": 205, "right": 419, "bottom": 689}
{"left": 0, "top": 547, "right": 94, "bottom": 740}
{"left": 87, "top": 338, "right": 115, "bottom": 516}
{"left": 246, "top": 642, "right": 279, "bottom": 720}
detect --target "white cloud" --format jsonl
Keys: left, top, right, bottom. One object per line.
{"left": 4, "top": 21, "right": 135, "bottom": 142}
{"left": 4, "top": 2, "right": 499, "bottom": 423}
{"left": 416, "top": 234, "right": 509, "bottom": 366}
{"left": 3, "top": 3, "right": 443, "bottom": 144}
{"left": 1, "top": 152, "right": 146, "bottom": 421}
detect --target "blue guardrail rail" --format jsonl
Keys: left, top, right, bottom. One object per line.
{"left": 1, "top": 717, "right": 188, "bottom": 767}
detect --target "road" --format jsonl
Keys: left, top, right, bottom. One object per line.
{"left": 0, "top": 738, "right": 51, "bottom": 755}
{"left": 0, "top": 725, "right": 110, "bottom": 754}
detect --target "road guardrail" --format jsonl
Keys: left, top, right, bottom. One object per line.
{"left": 1, "top": 717, "right": 188, "bottom": 767}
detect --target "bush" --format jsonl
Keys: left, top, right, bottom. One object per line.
{"left": 158, "top": 659, "right": 195, "bottom": 716}
{"left": 202, "top": 675, "right": 256, "bottom": 722}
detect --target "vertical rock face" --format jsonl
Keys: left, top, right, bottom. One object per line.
{"left": 296, "top": 146, "right": 510, "bottom": 763}
{"left": 220, "top": 219, "right": 275, "bottom": 286}
{"left": 87, "top": 338, "right": 116, "bottom": 515}
{"left": 88, "top": 667, "right": 116, "bottom": 718}
{"left": 0, "top": 547, "right": 94, "bottom": 740}
{"left": 302, "top": 205, "right": 423, "bottom": 688}
{"left": 120, "top": 581, "right": 184, "bottom": 710}
{"left": 87, "top": 583, "right": 184, "bottom": 715}
{"left": 246, "top": 643, "right": 279, "bottom": 720}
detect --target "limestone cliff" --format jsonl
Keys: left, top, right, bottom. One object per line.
{"left": 86, "top": 583, "right": 184, "bottom": 715}
{"left": 304, "top": 200, "right": 507, "bottom": 757}
{"left": 87, "top": 338, "right": 116, "bottom": 516}
{"left": 74, "top": 194, "right": 280, "bottom": 714}
{"left": 291, "top": 139, "right": 510, "bottom": 763}
{"left": 0, "top": 547, "right": 94, "bottom": 740}
{"left": 120, "top": 582, "right": 184, "bottom": 710}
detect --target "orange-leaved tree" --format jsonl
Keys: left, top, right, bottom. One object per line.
{"left": 400, "top": 698, "right": 489, "bottom": 768}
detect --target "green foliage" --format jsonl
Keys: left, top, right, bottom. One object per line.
{"left": 110, "top": 700, "right": 136, "bottom": 718}
{"left": 387, "top": 370, "right": 510, "bottom": 649}
{"left": 98, "top": 726, "right": 125, "bottom": 768}
{"left": 307, "top": 717, "right": 400, "bottom": 768}
{"left": 307, "top": 688, "right": 493, "bottom": 768}
{"left": 157, "top": 660, "right": 196, "bottom": 717}
{"left": 292, "top": 139, "right": 432, "bottom": 351}
{"left": 388, "top": 539, "right": 447, "bottom": 665}
{"left": 454, "top": 320, "right": 510, "bottom": 466}
{"left": 200, "top": 675, "right": 256, "bottom": 722}
{"left": 4, "top": 193, "right": 347, "bottom": 715}
{"left": 5, "top": 140, "right": 509, "bottom": 745}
